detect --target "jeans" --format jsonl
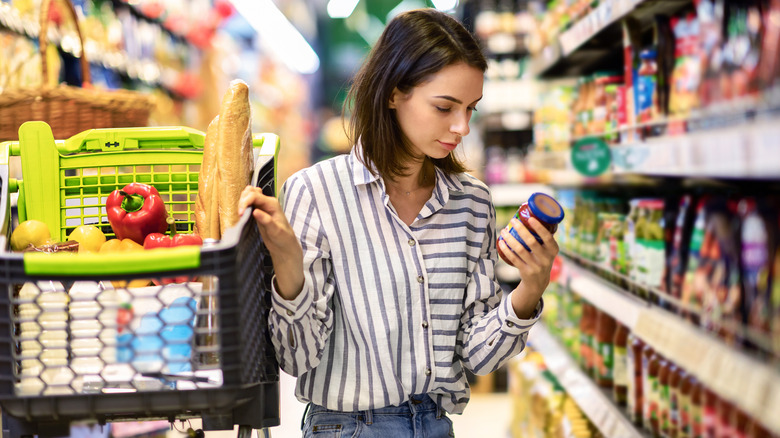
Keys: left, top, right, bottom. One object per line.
{"left": 301, "top": 394, "right": 455, "bottom": 437}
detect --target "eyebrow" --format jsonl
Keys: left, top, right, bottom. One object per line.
{"left": 433, "top": 95, "right": 483, "bottom": 105}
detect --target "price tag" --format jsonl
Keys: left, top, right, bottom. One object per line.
{"left": 748, "top": 123, "right": 780, "bottom": 176}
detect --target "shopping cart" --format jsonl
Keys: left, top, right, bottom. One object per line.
{"left": 0, "top": 121, "right": 280, "bottom": 437}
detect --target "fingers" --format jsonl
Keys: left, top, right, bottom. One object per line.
{"left": 510, "top": 218, "right": 559, "bottom": 256}
{"left": 238, "top": 185, "right": 278, "bottom": 215}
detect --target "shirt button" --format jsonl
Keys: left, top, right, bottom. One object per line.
{"left": 422, "top": 321, "right": 428, "bottom": 329}
{"left": 417, "top": 275, "right": 424, "bottom": 284}
{"left": 286, "top": 309, "right": 294, "bottom": 317}
{"left": 425, "top": 368, "right": 431, "bottom": 376}
{"left": 408, "top": 238, "right": 416, "bottom": 247}
{"left": 507, "top": 321, "right": 514, "bottom": 328}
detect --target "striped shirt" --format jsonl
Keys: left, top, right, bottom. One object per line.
{"left": 268, "top": 150, "right": 542, "bottom": 415}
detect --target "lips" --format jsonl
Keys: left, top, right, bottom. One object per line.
{"left": 438, "top": 140, "right": 458, "bottom": 151}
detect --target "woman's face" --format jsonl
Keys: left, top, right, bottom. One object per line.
{"left": 389, "top": 62, "right": 484, "bottom": 161}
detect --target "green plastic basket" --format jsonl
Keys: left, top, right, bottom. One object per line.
{"left": 0, "top": 121, "right": 279, "bottom": 276}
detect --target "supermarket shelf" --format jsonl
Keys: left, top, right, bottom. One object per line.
{"left": 529, "top": 0, "right": 691, "bottom": 78}
{"left": 528, "top": 322, "right": 647, "bottom": 438}
{"left": 611, "top": 116, "right": 780, "bottom": 179}
{"left": 559, "top": 254, "right": 780, "bottom": 434}
{"left": 530, "top": 110, "right": 780, "bottom": 183}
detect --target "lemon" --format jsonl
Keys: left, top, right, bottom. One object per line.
{"left": 10, "top": 220, "right": 52, "bottom": 251}
{"left": 67, "top": 225, "right": 107, "bottom": 254}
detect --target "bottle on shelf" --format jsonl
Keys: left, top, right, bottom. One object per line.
{"left": 594, "top": 309, "right": 617, "bottom": 388}
{"left": 627, "top": 332, "right": 645, "bottom": 428}
{"left": 613, "top": 323, "right": 629, "bottom": 407}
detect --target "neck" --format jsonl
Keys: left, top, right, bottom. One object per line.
{"left": 390, "top": 160, "right": 435, "bottom": 192}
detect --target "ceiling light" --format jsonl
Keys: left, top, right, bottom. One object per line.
{"left": 229, "top": 0, "right": 320, "bottom": 75}
{"left": 327, "top": 0, "right": 360, "bottom": 19}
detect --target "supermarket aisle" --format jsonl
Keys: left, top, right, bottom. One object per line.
{"left": 267, "top": 372, "right": 512, "bottom": 437}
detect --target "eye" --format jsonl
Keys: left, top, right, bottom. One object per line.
{"left": 435, "top": 106, "right": 452, "bottom": 113}
{"left": 467, "top": 106, "right": 478, "bottom": 112}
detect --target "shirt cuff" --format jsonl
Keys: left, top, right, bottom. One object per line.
{"left": 270, "top": 274, "right": 312, "bottom": 322}
{"left": 498, "top": 293, "right": 544, "bottom": 336}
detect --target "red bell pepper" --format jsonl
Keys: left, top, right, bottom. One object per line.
{"left": 107, "top": 183, "right": 169, "bottom": 245}
{"left": 143, "top": 218, "right": 204, "bottom": 284}
{"left": 143, "top": 232, "right": 204, "bottom": 249}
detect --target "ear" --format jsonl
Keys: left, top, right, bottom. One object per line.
{"left": 389, "top": 87, "right": 403, "bottom": 109}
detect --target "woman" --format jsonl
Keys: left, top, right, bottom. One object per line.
{"left": 238, "top": 8, "right": 559, "bottom": 437}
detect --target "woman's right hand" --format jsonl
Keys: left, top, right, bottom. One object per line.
{"left": 239, "top": 186, "right": 304, "bottom": 300}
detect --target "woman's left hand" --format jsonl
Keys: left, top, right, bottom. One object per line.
{"left": 499, "top": 217, "right": 559, "bottom": 318}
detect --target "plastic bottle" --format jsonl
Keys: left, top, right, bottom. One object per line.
{"left": 612, "top": 323, "right": 629, "bottom": 407}
{"left": 497, "top": 192, "right": 564, "bottom": 264}
{"left": 637, "top": 48, "right": 659, "bottom": 124}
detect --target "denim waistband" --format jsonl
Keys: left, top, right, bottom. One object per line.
{"left": 303, "top": 394, "right": 445, "bottom": 428}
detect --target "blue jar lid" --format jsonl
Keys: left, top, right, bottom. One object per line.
{"left": 640, "top": 49, "right": 657, "bottom": 60}
{"left": 528, "top": 193, "right": 564, "bottom": 224}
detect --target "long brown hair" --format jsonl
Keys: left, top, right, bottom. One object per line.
{"left": 344, "top": 8, "right": 487, "bottom": 180}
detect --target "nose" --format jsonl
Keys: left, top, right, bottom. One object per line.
{"left": 450, "top": 111, "right": 470, "bottom": 137}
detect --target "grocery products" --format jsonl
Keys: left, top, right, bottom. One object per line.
{"left": 195, "top": 115, "right": 221, "bottom": 240}
{"left": 216, "top": 79, "right": 254, "bottom": 234}
{"left": 10, "top": 219, "right": 53, "bottom": 251}
{"left": 106, "top": 183, "right": 169, "bottom": 245}
{"left": 66, "top": 225, "right": 107, "bottom": 254}
{"left": 497, "top": 192, "right": 564, "bottom": 264}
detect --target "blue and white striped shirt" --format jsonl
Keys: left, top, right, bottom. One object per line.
{"left": 268, "top": 150, "right": 542, "bottom": 415}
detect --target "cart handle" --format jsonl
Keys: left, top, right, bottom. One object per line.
{"left": 22, "top": 246, "right": 201, "bottom": 277}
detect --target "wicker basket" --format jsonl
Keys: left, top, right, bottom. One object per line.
{"left": 0, "top": 0, "right": 154, "bottom": 141}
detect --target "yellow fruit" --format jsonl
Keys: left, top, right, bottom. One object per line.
{"left": 10, "top": 220, "right": 52, "bottom": 251}
{"left": 67, "top": 225, "right": 107, "bottom": 254}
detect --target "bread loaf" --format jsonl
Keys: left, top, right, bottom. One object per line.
{"left": 194, "top": 115, "right": 221, "bottom": 239}
{"left": 216, "top": 79, "right": 254, "bottom": 233}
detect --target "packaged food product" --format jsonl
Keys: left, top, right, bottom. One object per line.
{"left": 697, "top": 199, "right": 742, "bottom": 346}
{"left": 636, "top": 199, "right": 666, "bottom": 300}
{"left": 497, "top": 192, "right": 564, "bottom": 264}
{"left": 738, "top": 198, "right": 774, "bottom": 356}
{"left": 612, "top": 323, "right": 629, "bottom": 406}
{"left": 636, "top": 49, "right": 659, "bottom": 125}
{"left": 646, "top": 349, "right": 663, "bottom": 434}
{"left": 579, "top": 301, "right": 596, "bottom": 376}
{"left": 657, "top": 356, "right": 671, "bottom": 437}
{"left": 594, "top": 310, "right": 617, "bottom": 388}
{"left": 698, "top": 0, "right": 726, "bottom": 107}
{"left": 681, "top": 196, "right": 709, "bottom": 324}
{"left": 627, "top": 333, "right": 645, "bottom": 427}
{"left": 665, "top": 195, "right": 698, "bottom": 312}
{"left": 668, "top": 13, "right": 702, "bottom": 116}
{"left": 758, "top": 0, "right": 780, "bottom": 90}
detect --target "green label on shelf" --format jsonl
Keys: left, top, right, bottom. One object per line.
{"left": 571, "top": 137, "right": 612, "bottom": 177}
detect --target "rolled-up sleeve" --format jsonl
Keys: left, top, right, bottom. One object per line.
{"left": 268, "top": 174, "right": 335, "bottom": 377}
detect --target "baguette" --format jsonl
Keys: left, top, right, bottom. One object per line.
{"left": 194, "top": 115, "right": 221, "bottom": 239}
{"left": 216, "top": 79, "right": 254, "bottom": 233}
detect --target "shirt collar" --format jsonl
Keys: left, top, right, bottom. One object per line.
{"left": 349, "top": 146, "right": 466, "bottom": 195}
